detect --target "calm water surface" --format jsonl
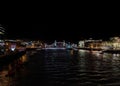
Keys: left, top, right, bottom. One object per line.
{"left": 1, "top": 49, "right": 120, "bottom": 86}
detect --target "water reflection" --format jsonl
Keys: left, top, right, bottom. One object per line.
{"left": 0, "top": 53, "right": 27, "bottom": 86}
{"left": 1, "top": 50, "right": 120, "bottom": 85}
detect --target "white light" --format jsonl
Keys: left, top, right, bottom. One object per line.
{"left": 11, "top": 48, "right": 15, "bottom": 51}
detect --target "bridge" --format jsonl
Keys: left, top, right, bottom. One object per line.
{"left": 44, "top": 40, "right": 72, "bottom": 49}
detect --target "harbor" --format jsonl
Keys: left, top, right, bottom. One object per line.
{"left": 1, "top": 24, "right": 120, "bottom": 85}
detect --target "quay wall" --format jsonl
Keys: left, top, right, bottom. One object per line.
{"left": 0, "top": 51, "right": 26, "bottom": 65}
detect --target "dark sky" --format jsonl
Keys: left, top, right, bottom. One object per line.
{"left": 1, "top": 6, "right": 120, "bottom": 43}
{"left": 1, "top": 23, "right": 120, "bottom": 43}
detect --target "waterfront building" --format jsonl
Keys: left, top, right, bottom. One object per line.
{"left": 102, "top": 37, "right": 120, "bottom": 50}
{"left": 0, "top": 24, "right": 5, "bottom": 39}
{"left": 0, "top": 24, "right": 5, "bottom": 55}
{"left": 83, "top": 39, "right": 103, "bottom": 49}
{"left": 78, "top": 40, "right": 85, "bottom": 48}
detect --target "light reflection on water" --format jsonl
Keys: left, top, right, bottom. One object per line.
{"left": 1, "top": 50, "right": 120, "bottom": 85}
{"left": 0, "top": 54, "right": 28, "bottom": 86}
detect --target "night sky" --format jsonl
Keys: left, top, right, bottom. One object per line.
{"left": 1, "top": 9, "right": 120, "bottom": 43}
{"left": 1, "top": 23, "right": 119, "bottom": 43}
{"left": 0, "top": 2, "right": 120, "bottom": 43}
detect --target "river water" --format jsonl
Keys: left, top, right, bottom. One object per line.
{"left": 1, "top": 49, "right": 120, "bottom": 86}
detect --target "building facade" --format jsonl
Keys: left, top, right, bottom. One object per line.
{"left": 0, "top": 24, "right": 5, "bottom": 55}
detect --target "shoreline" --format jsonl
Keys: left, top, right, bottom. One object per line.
{"left": 0, "top": 50, "right": 26, "bottom": 65}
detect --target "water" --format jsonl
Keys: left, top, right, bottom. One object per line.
{"left": 1, "top": 49, "right": 120, "bottom": 86}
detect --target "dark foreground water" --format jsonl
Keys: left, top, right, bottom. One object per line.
{"left": 1, "top": 49, "right": 120, "bottom": 86}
